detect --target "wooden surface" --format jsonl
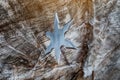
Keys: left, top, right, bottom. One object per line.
{"left": 0, "top": 0, "right": 120, "bottom": 80}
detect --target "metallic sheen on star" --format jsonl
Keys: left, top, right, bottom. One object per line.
{"left": 45, "top": 13, "right": 76, "bottom": 63}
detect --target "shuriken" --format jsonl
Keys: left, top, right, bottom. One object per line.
{"left": 45, "top": 13, "right": 76, "bottom": 63}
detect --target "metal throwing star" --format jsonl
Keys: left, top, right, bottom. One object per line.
{"left": 45, "top": 13, "right": 76, "bottom": 63}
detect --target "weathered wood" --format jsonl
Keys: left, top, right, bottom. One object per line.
{"left": 0, "top": 0, "right": 120, "bottom": 80}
